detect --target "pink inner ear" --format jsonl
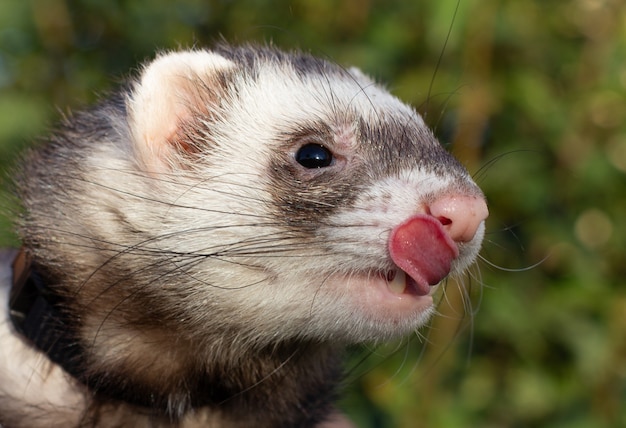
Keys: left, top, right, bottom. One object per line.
{"left": 135, "top": 89, "right": 199, "bottom": 172}
{"left": 131, "top": 88, "right": 196, "bottom": 172}
{"left": 156, "top": 102, "right": 198, "bottom": 152}
{"left": 388, "top": 215, "right": 459, "bottom": 288}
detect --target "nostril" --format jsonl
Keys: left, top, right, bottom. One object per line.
{"left": 437, "top": 216, "right": 452, "bottom": 226}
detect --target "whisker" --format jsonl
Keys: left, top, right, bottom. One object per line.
{"left": 478, "top": 253, "right": 549, "bottom": 272}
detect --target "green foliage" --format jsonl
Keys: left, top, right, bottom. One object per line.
{"left": 1, "top": 0, "right": 624, "bottom": 426}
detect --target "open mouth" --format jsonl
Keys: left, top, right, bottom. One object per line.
{"left": 314, "top": 214, "right": 462, "bottom": 330}
{"left": 387, "top": 214, "right": 459, "bottom": 295}
{"left": 377, "top": 269, "right": 430, "bottom": 297}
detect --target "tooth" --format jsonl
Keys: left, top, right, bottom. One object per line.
{"left": 386, "top": 270, "right": 406, "bottom": 294}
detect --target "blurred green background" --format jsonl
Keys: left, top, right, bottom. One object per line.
{"left": 0, "top": 0, "right": 624, "bottom": 427}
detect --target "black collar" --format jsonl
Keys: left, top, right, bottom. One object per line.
{"left": 9, "top": 248, "right": 81, "bottom": 376}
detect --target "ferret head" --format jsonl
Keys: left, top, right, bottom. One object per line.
{"left": 20, "top": 45, "right": 487, "bottom": 360}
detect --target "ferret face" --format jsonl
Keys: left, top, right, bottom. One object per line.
{"left": 23, "top": 46, "right": 487, "bottom": 355}
{"left": 116, "top": 46, "right": 487, "bottom": 346}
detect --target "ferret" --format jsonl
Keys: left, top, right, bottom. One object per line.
{"left": 0, "top": 44, "right": 488, "bottom": 427}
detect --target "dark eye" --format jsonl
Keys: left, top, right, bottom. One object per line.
{"left": 295, "top": 144, "right": 334, "bottom": 169}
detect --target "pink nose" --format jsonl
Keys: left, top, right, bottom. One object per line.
{"left": 428, "top": 195, "right": 489, "bottom": 243}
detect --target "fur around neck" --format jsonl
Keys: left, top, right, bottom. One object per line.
{"left": 0, "top": 250, "right": 352, "bottom": 427}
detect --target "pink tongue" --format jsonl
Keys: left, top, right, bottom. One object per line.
{"left": 389, "top": 215, "right": 459, "bottom": 293}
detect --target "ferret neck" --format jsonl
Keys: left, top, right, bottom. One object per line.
{"left": 9, "top": 248, "right": 83, "bottom": 379}
{"left": 7, "top": 248, "right": 343, "bottom": 423}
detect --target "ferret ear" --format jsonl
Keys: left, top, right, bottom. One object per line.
{"left": 128, "top": 50, "right": 235, "bottom": 172}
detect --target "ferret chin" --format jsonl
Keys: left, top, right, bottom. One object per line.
{"left": 0, "top": 44, "right": 487, "bottom": 427}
